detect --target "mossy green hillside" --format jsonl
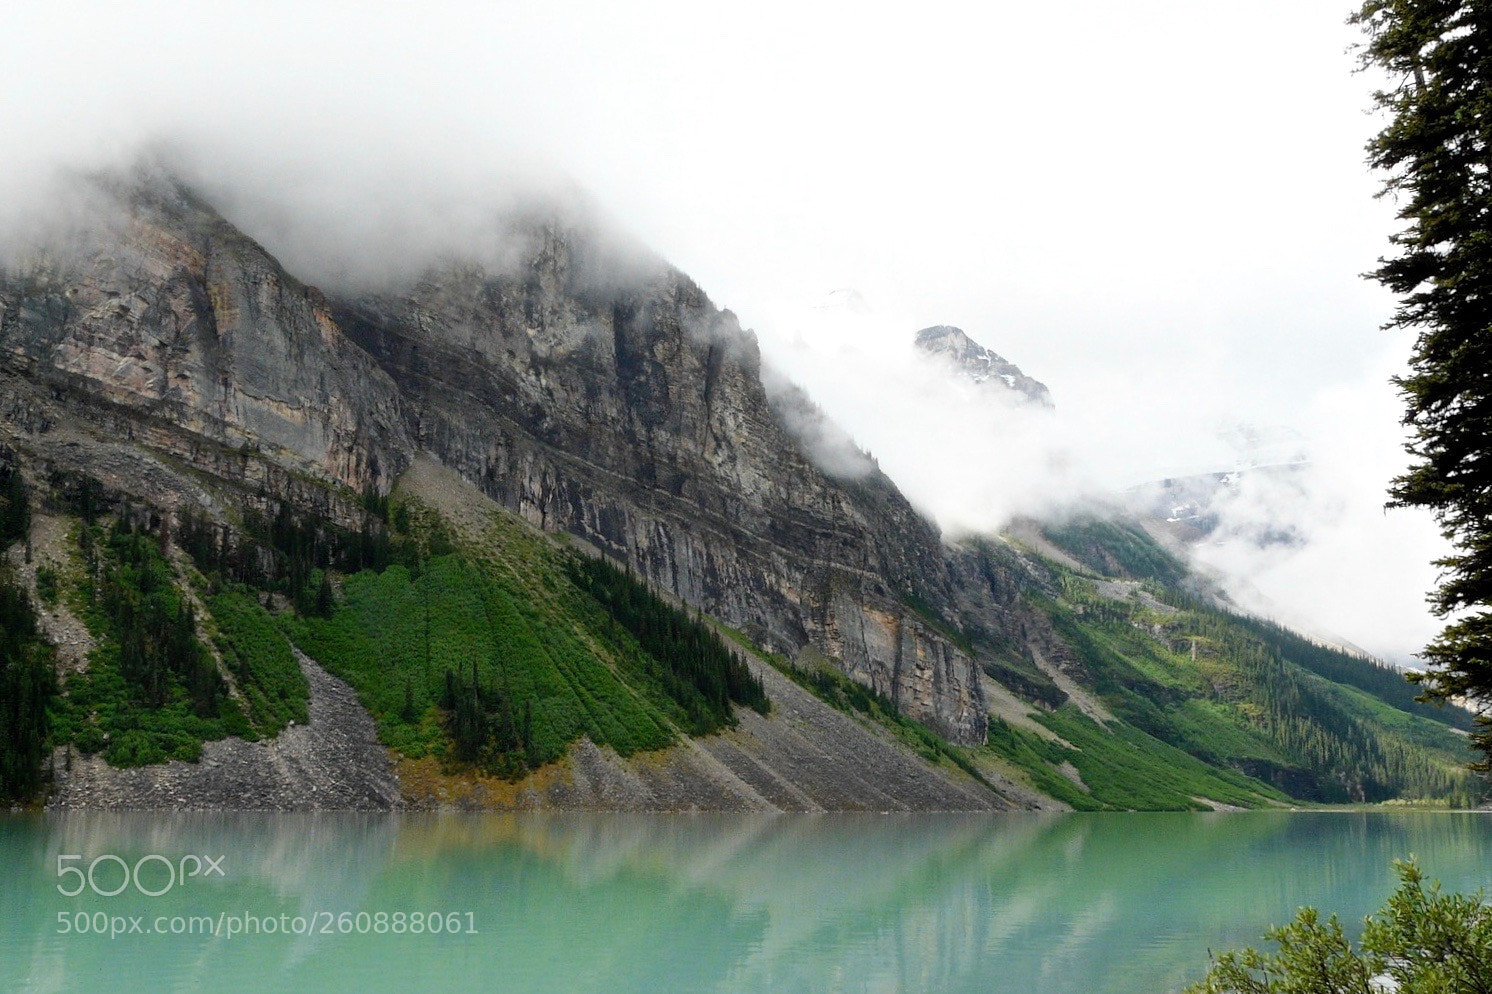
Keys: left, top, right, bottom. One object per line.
{"left": 284, "top": 497, "right": 769, "bottom": 777}
{"left": 1003, "top": 524, "right": 1480, "bottom": 808}
{"left": 206, "top": 589, "right": 308, "bottom": 736}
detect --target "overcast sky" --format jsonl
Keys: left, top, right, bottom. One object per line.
{"left": 2, "top": 1, "right": 1445, "bottom": 662}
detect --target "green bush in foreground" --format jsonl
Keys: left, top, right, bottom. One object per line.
{"left": 1188, "top": 859, "right": 1492, "bottom": 993}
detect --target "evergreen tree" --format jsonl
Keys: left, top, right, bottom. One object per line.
{"left": 315, "top": 572, "right": 334, "bottom": 617}
{"left": 563, "top": 553, "right": 768, "bottom": 729}
{"left": 0, "top": 568, "right": 55, "bottom": 801}
{"left": 0, "top": 462, "right": 29, "bottom": 547}
{"left": 1354, "top": 1, "right": 1492, "bottom": 768}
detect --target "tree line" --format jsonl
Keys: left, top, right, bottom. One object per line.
{"left": 0, "top": 457, "right": 30, "bottom": 548}
{"left": 0, "top": 461, "right": 52, "bottom": 802}
{"left": 564, "top": 553, "right": 768, "bottom": 733}
{"left": 1053, "top": 575, "right": 1477, "bottom": 805}
{"left": 0, "top": 567, "right": 55, "bottom": 802}
{"left": 1184, "top": 609, "right": 1474, "bottom": 805}
{"left": 441, "top": 658, "right": 539, "bottom": 777}
{"left": 177, "top": 502, "right": 395, "bottom": 616}
{"left": 83, "top": 521, "right": 223, "bottom": 715}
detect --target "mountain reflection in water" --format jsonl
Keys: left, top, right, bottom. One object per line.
{"left": 3, "top": 812, "right": 1489, "bottom": 994}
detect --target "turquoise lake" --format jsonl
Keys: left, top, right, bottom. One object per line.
{"left": 2, "top": 812, "right": 1489, "bottom": 993}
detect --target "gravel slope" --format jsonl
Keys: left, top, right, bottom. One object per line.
{"left": 47, "top": 649, "right": 402, "bottom": 811}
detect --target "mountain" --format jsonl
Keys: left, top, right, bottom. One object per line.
{"left": 1125, "top": 465, "right": 1311, "bottom": 547}
{"left": 914, "top": 325, "right": 1053, "bottom": 406}
{"left": 0, "top": 172, "right": 1477, "bottom": 810}
{"left": 1123, "top": 423, "right": 1311, "bottom": 546}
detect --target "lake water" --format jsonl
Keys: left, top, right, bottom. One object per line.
{"left": 2, "top": 812, "right": 1489, "bottom": 993}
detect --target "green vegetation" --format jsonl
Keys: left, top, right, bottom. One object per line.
{"left": 287, "top": 555, "right": 673, "bottom": 772}
{"left": 14, "top": 471, "right": 317, "bottom": 769}
{"left": 1042, "top": 515, "right": 1188, "bottom": 587}
{"left": 565, "top": 554, "right": 767, "bottom": 729}
{"left": 1064, "top": 600, "right": 1468, "bottom": 803}
{"left": 178, "top": 503, "right": 393, "bottom": 617}
{"left": 26, "top": 455, "right": 1477, "bottom": 810}
{"left": 984, "top": 705, "right": 1286, "bottom": 812}
{"left": 24, "top": 468, "right": 752, "bottom": 778}
{"left": 0, "top": 458, "right": 30, "bottom": 548}
{"left": 1227, "top": 611, "right": 1464, "bottom": 729}
{"left": 983, "top": 717, "right": 1098, "bottom": 809}
{"left": 720, "top": 515, "right": 1475, "bottom": 811}
{"left": 207, "top": 590, "right": 308, "bottom": 736}
{"left": 990, "top": 522, "right": 1481, "bottom": 809}
{"left": 1042, "top": 707, "right": 1284, "bottom": 810}
{"left": 1035, "top": 582, "right": 1473, "bottom": 806}
{"left": 1188, "top": 859, "right": 1492, "bottom": 993}
{"left": 34, "top": 563, "right": 58, "bottom": 606}
{"left": 282, "top": 497, "right": 769, "bottom": 778}
{"left": 53, "top": 519, "right": 250, "bottom": 766}
{"left": 0, "top": 566, "right": 55, "bottom": 801}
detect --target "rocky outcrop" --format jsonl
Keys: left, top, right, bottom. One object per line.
{"left": 0, "top": 175, "right": 996, "bottom": 746}
{"left": 915, "top": 325, "right": 1052, "bottom": 407}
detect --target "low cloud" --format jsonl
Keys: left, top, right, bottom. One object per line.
{"left": 756, "top": 300, "right": 1448, "bottom": 664}
{"left": 756, "top": 300, "right": 1155, "bottom": 534}
{"left": 761, "top": 366, "right": 878, "bottom": 480}
{"left": 0, "top": 2, "right": 1448, "bottom": 666}
{"left": 1187, "top": 355, "right": 1447, "bottom": 665}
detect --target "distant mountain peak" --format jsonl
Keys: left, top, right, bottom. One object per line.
{"left": 914, "top": 325, "right": 1053, "bottom": 407}
{"left": 814, "top": 288, "right": 873, "bottom": 314}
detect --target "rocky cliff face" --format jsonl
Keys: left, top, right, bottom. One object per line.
{"left": 0, "top": 180, "right": 412, "bottom": 495}
{"left": 330, "top": 219, "right": 989, "bottom": 743}
{"left": 0, "top": 176, "right": 1002, "bottom": 746}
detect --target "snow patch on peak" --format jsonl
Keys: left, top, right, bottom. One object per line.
{"left": 914, "top": 325, "right": 1053, "bottom": 407}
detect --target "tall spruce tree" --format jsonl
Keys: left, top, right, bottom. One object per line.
{"left": 0, "top": 463, "right": 29, "bottom": 547}
{"left": 1354, "top": 1, "right": 1492, "bottom": 768}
